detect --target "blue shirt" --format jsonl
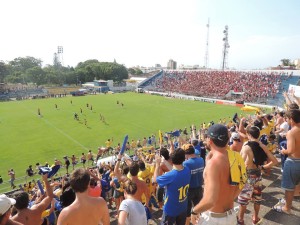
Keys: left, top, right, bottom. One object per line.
{"left": 194, "top": 144, "right": 201, "bottom": 156}
{"left": 157, "top": 166, "right": 191, "bottom": 217}
{"left": 183, "top": 157, "right": 204, "bottom": 188}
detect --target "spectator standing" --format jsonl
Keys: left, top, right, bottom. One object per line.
{"left": 230, "top": 132, "right": 243, "bottom": 152}
{"left": 273, "top": 109, "right": 300, "bottom": 214}
{"left": 80, "top": 153, "right": 86, "bottom": 168}
{"left": 237, "top": 126, "right": 278, "bottom": 225}
{"left": 118, "top": 181, "right": 147, "bottom": 225}
{"left": 190, "top": 124, "right": 242, "bottom": 225}
{"left": 26, "top": 165, "right": 35, "bottom": 177}
{"left": 87, "top": 150, "right": 94, "bottom": 166}
{"left": 8, "top": 169, "right": 16, "bottom": 189}
{"left": 0, "top": 194, "right": 23, "bottom": 225}
{"left": 63, "top": 156, "right": 70, "bottom": 174}
{"left": 57, "top": 168, "right": 109, "bottom": 225}
{"left": 182, "top": 144, "right": 204, "bottom": 225}
{"left": 154, "top": 148, "right": 191, "bottom": 225}
{"left": 12, "top": 173, "right": 54, "bottom": 225}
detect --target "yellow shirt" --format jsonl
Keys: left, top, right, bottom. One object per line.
{"left": 227, "top": 148, "right": 247, "bottom": 190}
{"left": 138, "top": 166, "right": 154, "bottom": 194}
{"left": 105, "top": 140, "right": 112, "bottom": 148}
{"left": 131, "top": 141, "right": 137, "bottom": 149}
{"left": 267, "top": 142, "right": 276, "bottom": 153}
{"left": 260, "top": 124, "right": 271, "bottom": 137}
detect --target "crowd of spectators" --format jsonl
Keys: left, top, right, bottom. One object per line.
{"left": 1, "top": 90, "right": 300, "bottom": 225}
{"left": 149, "top": 70, "right": 284, "bottom": 103}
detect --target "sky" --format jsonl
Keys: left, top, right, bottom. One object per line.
{"left": 1, "top": 0, "right": 300, "bottom": 70}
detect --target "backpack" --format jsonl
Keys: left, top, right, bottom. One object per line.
{"left": 246, "top": 141, "right": 267, "bottom": 166}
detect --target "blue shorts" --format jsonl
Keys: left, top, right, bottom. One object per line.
{"left": 282, "top": 158, "right": 300, "bottom": 191}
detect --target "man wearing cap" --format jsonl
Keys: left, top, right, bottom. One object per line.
{"left": 182, "top": 144, "right": 204, "bottom": 225}
{"left": 191, "top": 124, "right": 241, "bottom": 225}
{"left": 230, "top": 132, "right": 243, "bottom": 152}
{"left": 11, "top": 174, "right": 54, "bottom": 225}
{"left": 0, "top": 194, "right": 23, "bottom": 225}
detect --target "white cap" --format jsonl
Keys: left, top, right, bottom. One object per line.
{"left": 231, "top": 132, "right": 240, "bottom": 140}
{"left": 0, "top": 194, "right": 16, "bottom": 216}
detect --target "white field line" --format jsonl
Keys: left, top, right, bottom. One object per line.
{"left": 20, "top": 103, "right": 89, "bottom": 150}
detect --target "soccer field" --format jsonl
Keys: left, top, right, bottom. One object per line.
{"left": 1, "top": 92, "right": 242, "bottom": 191}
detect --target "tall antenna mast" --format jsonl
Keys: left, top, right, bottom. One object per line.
{"left": 204, "top": 18, "right": 210, "bottom": 68}
{"left": 221, "top": 25, "right": 230, "bottom": 70}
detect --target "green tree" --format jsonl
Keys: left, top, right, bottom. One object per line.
{"left": 9, "top": 56, "right": 42, "bottom": 72}
{"left": 26, "top": 66, "right": 46, "bottom": 85}
{"left": 280, "top": 59, "right": 291, "bottom": 66}
{"left": 0, "top": 61, "right": 9, "bottom": 82}
{"left": 74, "top": 60, "right": 128, "bottom": 83}
{"left": 135, "top": 68, "right": 143, "bottom": 75}
{"left": 128, "top": 68, "right": 136, "bottom": 75}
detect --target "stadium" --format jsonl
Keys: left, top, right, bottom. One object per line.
{"left": 1, "top": 67, "right": 300, "bottom": 224}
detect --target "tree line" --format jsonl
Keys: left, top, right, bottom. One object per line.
{"left": 0, "top": 57, "right": 129, "bottom": 86}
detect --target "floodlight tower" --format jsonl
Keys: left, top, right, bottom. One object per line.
{"left": 57, "top": 46, "right": 64, "bottom": 66}
{"left": 204, "top": 18, "right": 210, "bottom": 68}
{"left": 221, "top": 25, "right": 230, "bottom": 70}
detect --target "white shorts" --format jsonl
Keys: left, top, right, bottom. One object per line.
{"left": 198, "top": 209, "right": 236, "bottom": 225}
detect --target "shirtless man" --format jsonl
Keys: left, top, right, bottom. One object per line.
{"left": 237, "top": 126, "right": 278, "bottom": 225}
{"left": 273, "top": 109, "right": 300, "bottom": 214}
{"left": 230, "top": 132, "right": 243, "bottom": 152}
{"left": 11, "top": 174, "right": 53, "bottom": 225}
{"left": 191, "top": 124, "right": 241, "bottom": 225}
{"left": 0, "top": 194, "right": 23, "bottom": 225}
{"left": 81, "top": 153, "right": 86, "bottom": 168}
{"left": 87, "top": 150, "right": 94, "bottom": 166}
{"left": 57, "top": 168, "right": 109, "bottom": 225}
{"left": 115, "top": 154, "right": 150, "bottom": 204}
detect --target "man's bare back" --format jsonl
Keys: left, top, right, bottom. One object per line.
{"left": 131, "top": 177, "right": 150, "bottom": 203}
{"left": 57, "top": 168, "right": 110, "bottom": 225}
{"left": 12, "top": 208, "right": 44, "bottom": 225}
{"left": 57, "top": 195, "right": 109, "bottom": 225}
{"left": 12, "top": 174, "right": 53, "bottom": 225}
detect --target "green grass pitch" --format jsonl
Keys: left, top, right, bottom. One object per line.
{"left": 0, "top": 92, "right": 242, "bottom": 192}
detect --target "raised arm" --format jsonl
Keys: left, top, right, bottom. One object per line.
{"left": 168, "top": 135, "right": 175, "bottom": 154}
{"left": 283, "top": 91, "right": 292, "bottom": 105}
{"left": 33, "top": 174, "right": 54, "bottom": 213}
{"left": 113, "top": 154, "right": 123, "bottom": 180}
{"left": 153, "top": 154, "right": 161, "bottom": 183}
